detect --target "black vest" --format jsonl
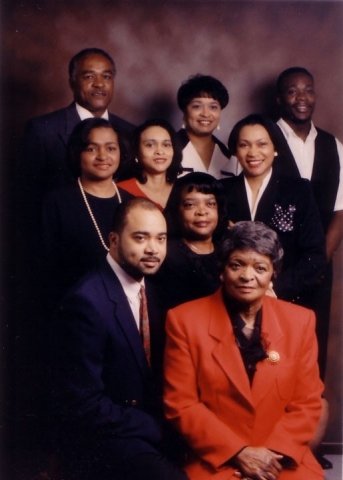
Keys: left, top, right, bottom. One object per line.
{"left": 275, "top": 125, "right": 340, "bottom": 233}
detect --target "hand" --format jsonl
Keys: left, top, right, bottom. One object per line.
{"left": 233, "top": 446, "right": 283, "bottom": 480}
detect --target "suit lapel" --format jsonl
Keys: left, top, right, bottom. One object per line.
{"left": 255, "top": 169, "right": 279, "bottom": 223}
{"left": 98, "top": 261, "right": 152, "bottom": 379}
{"left": 209, "top": 291, "right": 254, "bottom": 406}
{"left": 227, "top": 174, "right": 252, "bottom": 222}
{"left": 251, "top": 297, "right": 284, "bottom": 407}
{"left": 59, "top": 102, "right": 81, "bottom": 146}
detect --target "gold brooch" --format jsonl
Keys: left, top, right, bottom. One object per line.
{"left": 267, "top": 350, "right": 280, "bottom": 365}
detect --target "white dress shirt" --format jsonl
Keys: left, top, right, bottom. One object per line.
{"left": 76, "top": 102, "right": 109, "bottom": 120}
{"left": 277, "top": 118, "right": 343, "bottom": 211}
{"left": 244, "top": 168, "right": 273, "bottom": 220}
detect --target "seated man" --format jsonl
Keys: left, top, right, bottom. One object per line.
{"left": 51, "top": 197, "right": 188, "bottom": 480}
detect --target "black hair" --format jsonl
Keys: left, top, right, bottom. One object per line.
{"left": 164, "top": 172, "right": 226, "bottom": 239}
{"left": 228, "top": 113, "right": 284, "bottom": 156}
{"left": 218, "top": 221, "right": 283, "bottom": 277}
{"left": 67, "top": 118, "right": 125, "bottom": 178}
{"left": 177, "top": 74, "right": 229, "bottom": 111}
{"left": 276, "top": 67, "right": 314, "bottom": 94}
{"left": 128, "top": 118, "right": 183, "bottom": 184}
{"left": 68, "top": 48, "right": 116, "bottom": 79}
{"left": 110, "top": 197, "right": 161, "bottom": 234}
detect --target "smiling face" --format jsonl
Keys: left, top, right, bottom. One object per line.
{"left": 80, "top": 127, "right": 120, "bottom": 181}
{"left": 109, "top": 206, "right": 167, "bottom": 280}
{"left": 236, "top": 124, "right": 275, "bottom": 181}
{"left": 277, "top": 72, "right": 315, "bottom": 125}
{"left": 183, "top": 96, "right": 221, "bottom": 136}
{"left": 138, "top": 126, "right": 174, "bottom": 175}
{"left": 221, "top": 248, "right": 274, "bottom": 307}
{"left": 69, "top": 53, "right": 115, "bottom": 117}
{"left": 179, "top": 188, "right": 218, "bottom": 241}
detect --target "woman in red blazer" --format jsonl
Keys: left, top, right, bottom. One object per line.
{"left": 164, "top": 221, "right": 324, "bottom": 480}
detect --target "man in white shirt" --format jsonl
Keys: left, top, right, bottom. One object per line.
{"left": 18, "top": 47, "right": 134, "bottom": 203}
{"left": 51, "top": 197, "right": 188, "bottom": 480}
{"left": 274, "top": 66, "right": 343, "bottom": 469}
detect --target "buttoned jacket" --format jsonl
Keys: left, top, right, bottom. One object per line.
{"left": 164, "top": 290, "right": 323, "bottom": 479}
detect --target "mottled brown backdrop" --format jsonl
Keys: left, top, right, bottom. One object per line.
{"left": 1, "top": 0, "right": 342, "bottom": 458}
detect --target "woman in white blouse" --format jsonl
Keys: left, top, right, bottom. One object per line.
{"left": 177, "top": 74, "right": 238, "bottom": 179}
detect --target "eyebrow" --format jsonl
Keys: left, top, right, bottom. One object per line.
{"left": 132, "top": 230, "right": 167, "bottom": 236}
{"left": 81, "top": 69, "right": 114, "bottom": 74}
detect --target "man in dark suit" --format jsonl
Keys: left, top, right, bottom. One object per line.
{"left": 51, "top": 197, "right": 188, "bottom": 480}
{"left": 18, "top": 47, "right": 134, "bottom": 206}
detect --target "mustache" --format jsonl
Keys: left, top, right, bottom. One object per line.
{"left": 140, "top": 256, "right": 160, "bottom": 262}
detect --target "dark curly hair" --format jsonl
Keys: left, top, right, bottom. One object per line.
{"left": 128, "top": 118, "right": 183, "bottom": 184}
{"left": 177, "top": 74, "right": 229, "bottom": 112}
{"left": 164, "top": 172, "right": 226, "bottom": 240}
{"left": 67, "top": 118, "right": 127, "bottom": 178}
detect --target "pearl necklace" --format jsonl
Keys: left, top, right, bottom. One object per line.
{"left": 78, "top": 177, "right": 122, "bottom": 252}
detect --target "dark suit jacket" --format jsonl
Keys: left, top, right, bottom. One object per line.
{"left": 18, "top": 102, "right": 135, "bottom": 208}
{"left": 51, "top": 259, "right": 165, "bottom": 465}
{"left": 220, "top": 171, "right": 327, "bottom": 305}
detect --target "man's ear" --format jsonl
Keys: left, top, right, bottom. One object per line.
{"left": 109, "top": 231, "right": 119, "bottom": 248}
{"left": 69, "top": 77, "right": 75, "bottom": 92}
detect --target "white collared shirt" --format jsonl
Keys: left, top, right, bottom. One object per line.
{"left": 75, "top": 102, "right": 109, "bottom": 121}
{"left": 244, "top": 168, "right": 273, "bottom": 220}
{"left": 106, "top": 253, "right": 144, "bottom": 329}
{"left": 277, "top": 118, "right": 343, "bottom": 211}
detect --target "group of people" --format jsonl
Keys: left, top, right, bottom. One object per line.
{"left": 15, "top": 47, "right": 343, "bottom": 480}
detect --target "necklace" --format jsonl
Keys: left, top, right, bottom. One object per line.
{"left": 183, "top": 239, "right": 214, "bottom": 254}
{"left": 78, "top": 177, "right": 122, "bottom": 252}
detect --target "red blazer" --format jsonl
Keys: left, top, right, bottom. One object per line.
{"left": 164, "top": 289, "right": 324, "bottom": 480}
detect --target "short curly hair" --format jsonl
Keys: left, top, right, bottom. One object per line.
{"left": 218, "top": 221, "right": 284, "bottom": 277}
{"left": 177, "top": 74, "right": 229, "bottom": 111}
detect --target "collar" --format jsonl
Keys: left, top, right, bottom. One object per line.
{"left": 106, "top": 253, "right": 144, "bottom": 299}
{"left": 277, "top": 117, "right": 317, "bottom": 142}
{"left": 75, "top": 102, "right": 109, "bottom": 121}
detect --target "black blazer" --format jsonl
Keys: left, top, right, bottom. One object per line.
{"left": 220, "top": 170, "right": 327, "bottom": 305}
{"left": 51, "top": 259, "right": 165, "bottom": 462}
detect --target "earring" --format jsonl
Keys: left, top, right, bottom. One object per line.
{"left": 274, "top": 152, "right": 278, "bottom": 157}
{"left": 182, "top": 122, "right": 186, "bottom": 129}
{"left": 134, "top": 157, "right": 139, "bottom": 163}
{"left": 217, "top": 125, "right": 221, "bottom": 131}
